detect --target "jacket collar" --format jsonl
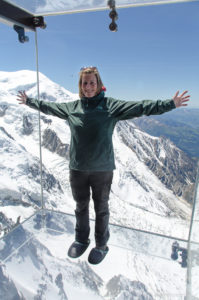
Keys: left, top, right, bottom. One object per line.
{"left": 81, "top": 91, "right": 105, "bottom": 103}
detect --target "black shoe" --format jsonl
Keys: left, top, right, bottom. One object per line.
{"left": 88, "top": 246, "right": 109, "bottom": 264}
{"left": 68, "top": 239, "right": 90, "bottom": 258}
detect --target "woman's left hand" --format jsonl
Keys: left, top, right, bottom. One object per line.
{"left": 173, "top": 90, "right": 190, "bottom": 108}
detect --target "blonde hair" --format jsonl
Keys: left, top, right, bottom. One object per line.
{"left": 78, "top": 67, "right": 104, "bottom": 98}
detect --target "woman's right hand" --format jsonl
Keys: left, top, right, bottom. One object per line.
{"left": 16, "top": 90, "right": 28, "bottom": 104}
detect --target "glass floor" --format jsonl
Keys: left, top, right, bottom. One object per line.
{"left": 0, "top": 209, "right": 198, "bottom": 300}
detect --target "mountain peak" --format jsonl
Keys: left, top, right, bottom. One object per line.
{"left": 0, "top": 69, "right": 78, "bottom": 103}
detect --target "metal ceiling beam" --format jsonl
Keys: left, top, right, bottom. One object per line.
{"left": 0, "top": 0, "right": 35, "bottom": 30}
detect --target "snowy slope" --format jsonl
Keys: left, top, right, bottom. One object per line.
{"left": 0, "top": 70, "right": 197, "bottom": 300}
{"left": 0, "top": 70, "right": 194, "bottom": 238}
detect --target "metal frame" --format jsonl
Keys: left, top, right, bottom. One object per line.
{"left": 33, "top": 0, "right": 197, "bottom": 17}
{"left": 1, "top": 0, "right": 197, "bottom": 17}
{"left": 0, "top": 0, "right": 35, "bottom": 30}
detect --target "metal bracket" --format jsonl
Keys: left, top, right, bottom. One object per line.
{"left": 32, "top": 16, "right": 47, "bottom": 29}
{"left": 13, "top": 16, "right": 46, "bottom": 43}
{"left": 13, "top": 25, "right": 29, "bottom": 43}
{"left": 108, "top": 0, "right": 118, "bottom": 32}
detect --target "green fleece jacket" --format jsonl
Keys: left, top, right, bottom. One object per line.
{"left": 26, "top": 92, "right": 176, "bottom": 171}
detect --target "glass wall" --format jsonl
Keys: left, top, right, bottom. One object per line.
{"left": 1, "top": 0, "right": 197, "bottom": 252}
{"left": 35, "top": 2, "right": 199, "bottom": 241}
{"left": 0, "top": 1, "right": 199, "bottom": 299}
{"left": 0, "top": 23, "right": 41, "bottom": 239}
{"left": 187, "top": 165, "right": 199, "bottom": 299}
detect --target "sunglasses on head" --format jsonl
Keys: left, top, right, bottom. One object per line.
{"left": 80, "top": 66, "right": 97, "bottom": 71}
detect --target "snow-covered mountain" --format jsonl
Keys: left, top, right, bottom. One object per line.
{"left": 0, "top": 70, "right": 195, "bottom": 238}
{"left": 0, "top": 70, "right": 197, "bottom": 300}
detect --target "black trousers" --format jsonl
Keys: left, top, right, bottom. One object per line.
{"left": 69, "top": 170, "right": 113, "bottom": 247}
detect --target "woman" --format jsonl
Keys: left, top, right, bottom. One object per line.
{"left": 17, "top": 67, "right": 190, "bottom": 264}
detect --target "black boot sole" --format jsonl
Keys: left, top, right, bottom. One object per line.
{"left": 88, "top": 246, "right": 109, "bottom": 264}
{"left": 68, "top": 240, "right": 90, "bottom": 258}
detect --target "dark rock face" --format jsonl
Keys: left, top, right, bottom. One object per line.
{"left": 106, "top": 274, "right": 154, "bottom": 300}
{"left": 55, "top": 273, "right": 68, "bottom": 300}
{"left": 132, "top": 109, "right": 199, "bottom": 159}
{"left": 78, "top": 261, "right": 103, "bottom": 292}
{"left": 0, "top": 104, "right": 8, "bottom": 117}
{"left": 116, "top": 121, "right": 197, "bottom": 204}
{"left": 143, "top": 137, "right": 196, "bottom": 203}
{"left": 28, "top": 162, "right": 63, "bottom": 193}
{"left": 42, "top": 128, "right": 69, "bottom": 159}
{"left": 0, "top": 212, "right": 15, "bottom": 236}
{"left": 22, "top": 114, "right": 33, "bottom": 135}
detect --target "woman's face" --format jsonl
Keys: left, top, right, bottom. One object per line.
{"left": 81, "top": 73, "right": 98, "bottom": 98}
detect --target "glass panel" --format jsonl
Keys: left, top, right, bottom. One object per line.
{"left": 188, "top": 242, "right": 199, "bottom": 299}
{"left": 190, "top": 168, "right": 199, "bottom": 244}
{"left": 188, "top": 164, "right": 199, "bottom": 298}
{"left": 1, "top": 1, "right": 198, "bottom": 298}
{"left": 34, "top": 1, "right": 199, "bottom": 241}
{"left": 0, "top": 23, "right": 41, "bottom": 239}
{"left": 0, "top": 211, "right": 189, "bottom": 300}
{"left": 4, "top": 0, "right": 193, "bottom": 15}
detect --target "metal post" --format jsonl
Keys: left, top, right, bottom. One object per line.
{"left": 35, "top": 29, "right": 45, "bottom": 216}
{"left": 185, "top": 161, "right": 199, "bottom": 299}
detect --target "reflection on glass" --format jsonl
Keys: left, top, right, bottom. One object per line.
{"left": 37, "top": 74, "right": 196, "bottom": 240}
{"left": 187, "top": 165, "right": 199, "bottom": 299}
{"left": 189, "top": 242, "right": 199, "bottom": 299}
{"left": 3, "top": 1, "right": 195, "bottom": 244}
{"left": 38, "top": 77, "right": 76, "bottom": 215}
{"left": 190, "top": 169, "right": 199, "bottom": 244}
{"left": 5, "top": 0, "right": 191, "bottom": 15}
{"left": 28, "top": 4, "right": 196, "bottom": 241}
{"left": 0, "top": 33, "right": 41, "bottom": 240}
{"left": 0, "top": 211, "right": 190, "bottom": 300}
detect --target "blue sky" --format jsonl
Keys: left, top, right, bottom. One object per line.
{"left": 0, "top": 1, "right": 199, "bottom": 107}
